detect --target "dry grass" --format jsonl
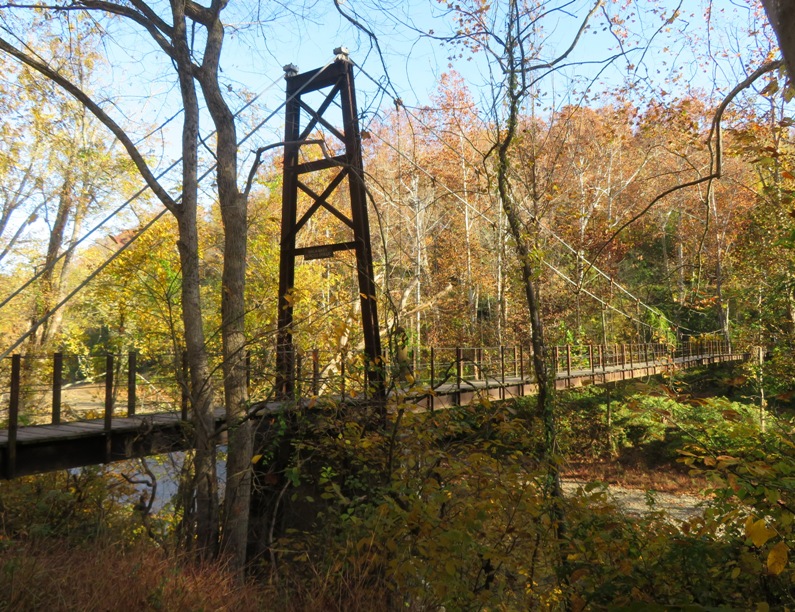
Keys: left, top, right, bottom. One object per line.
{"left": 0, "top": 540, "right": 266, "bottom": 611}
{"left": 0, "top": 538, "right": 391, "bottom": 611}
{"left": 562, "top": 448, "right": 708, "bottom": 494}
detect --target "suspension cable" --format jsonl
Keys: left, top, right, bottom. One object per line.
{"left": 0, "top": 57, "right": 338, "bottom": 357}
{"left": 352, "top": 60, "right": 707, "bottom": 334}
{"left": 0, "top": 68, "right": 288, "bottom": 314}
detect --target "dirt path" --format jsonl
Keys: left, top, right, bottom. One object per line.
{"left": 562, "top": 479, "right": 705, "bottom": 522}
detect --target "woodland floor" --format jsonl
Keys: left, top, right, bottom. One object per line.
{"left": 563, "top": 449, "right": 709, "bottom": 522}
{"left": 34, "top": 385, "right": 713, "bottom": 523}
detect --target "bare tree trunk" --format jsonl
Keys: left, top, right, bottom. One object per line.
{"left": 496, "top": 0, "right": 560, "bottom": 503}
{"left": 196, "top": 5, "right": 252, "bottom": 572}
{"left": 708, "top": 190, "right": 731, "bottom": 345}
{"left": 171, "top": 0, "right": 219, "bottom": 559}
{"left": 761, "top": 1, "right": 795, "bottom": 77}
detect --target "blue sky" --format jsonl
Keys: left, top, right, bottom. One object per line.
{"left": 2, "top": 0, "right": 779, "bottom": 210}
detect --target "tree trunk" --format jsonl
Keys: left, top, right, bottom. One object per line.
{"left": 496, "top": 0, "right": 560, "bottom": 504}
{"left": 761, "top": 1, "right": 795, "bottom": 78}
{"left": 196, "top": 7, "right": 252, "bottom": 571}
{"left": 171, "top": 0, "right": 219, "bottom": 559}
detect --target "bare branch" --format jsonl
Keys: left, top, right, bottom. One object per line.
{"left": 584, "top": 59, "right": 783, "bottom": 275}
{"left": 0, "top": 2, "right": 177, "bottom": 58}
{"left": 332, "top": 0, "right": 399, "bottom": 99}
{"left": 0, "top": 36, "right": 178, "bottom": 212}
{"left": 525, "top": 0, "right": 602, "bottom": 73}
{"left": 77, "top": 0, "right": 174, "bottom": 53}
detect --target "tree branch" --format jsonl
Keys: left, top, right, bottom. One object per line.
{"left": 0, "top": 36, "right": 178, "bottom": 211}
{"left": 584, "top": 59, "right": 783, "bottom": 275}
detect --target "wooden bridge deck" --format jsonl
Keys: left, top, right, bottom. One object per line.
{"left": 0, "top": 349, "right": 744, "bottom": 478}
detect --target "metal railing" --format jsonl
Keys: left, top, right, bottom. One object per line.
{"left": 0, "top": 339, "right": 739, "bottom": 434}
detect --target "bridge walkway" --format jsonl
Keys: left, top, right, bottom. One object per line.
{"left": 0, "top": 342, "right": 744, "bottom": 478}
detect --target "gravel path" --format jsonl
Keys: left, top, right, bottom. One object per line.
{"left": 562, "top": 479, "right": 706, "bottom": 523}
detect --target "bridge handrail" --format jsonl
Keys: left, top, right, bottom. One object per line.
{"left": 0, "top": 340, "right": 741, "bottom": 434}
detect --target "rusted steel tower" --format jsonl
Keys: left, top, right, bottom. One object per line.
{"left": 276, "top": 50, "right": 383, "bottom": 401}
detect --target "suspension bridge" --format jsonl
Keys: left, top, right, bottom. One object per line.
{"left": 0, "top": 54, "right": 749, "bottom": 479}
{"left": 0, "top": 339, "right": 744, "bottom": 479}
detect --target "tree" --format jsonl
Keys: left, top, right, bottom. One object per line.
{"left": 0, "top": 1, "right": 255, "bottom": 567}
{"left": 761, "top": 0, "right": 795, "bottom": 76}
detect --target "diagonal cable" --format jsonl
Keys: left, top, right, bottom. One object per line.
{"left": 0, "top": 58, "right": 338, "bottom": 357}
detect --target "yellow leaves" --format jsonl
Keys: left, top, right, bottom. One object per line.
{"left": 743, "top": 514, "right": 790, "bottom": 575}
{"left": 767, "top": 541, "right": 788, "bottom": 576}
{"left": 251, "top": 454, "right": 262, "bottom": 464}
{"left": 745, "top": 516, "right": 776, "bottom": 547}
{"left": 760, "top": 78, "right": 779, "bottom": 98}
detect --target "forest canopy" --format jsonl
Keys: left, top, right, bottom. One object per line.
{"left": 0, "top": 0, "right": 794, "bottom": 607}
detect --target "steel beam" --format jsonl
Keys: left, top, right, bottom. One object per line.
{"left": 276, "top": 54, "right": 384, "bottom": 401}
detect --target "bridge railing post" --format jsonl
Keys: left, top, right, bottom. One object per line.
{"left": 566, "top": 344, "right": 572, "bottom": 378}
{"left": 312, "top": 349, "right": 320, "bottom": 395}
{"left": 519, "top": 345, "right": 524, "bottom": 381}
{"left": 456, "top": 347, "right": 462, "bottom": 400}
{"left": 429, "top": 347, "right": 436, "bottom": 411}
{"left": 104, "top": 354, "right": 114, "bottom": 429}
{"left": 52, "top": 352, "right": 62, "bottom": 425}
{"left": 553, "top": 346, "right": 560, "bottom": 374}
{"left": 340, "top": 356, "right": 346, "bottom": 403}
{"left": 429, "top": 347, "right": 435, "bottom": 388}
{"left": 589, "top": 345, "right": 594, "bottom": 373}
{"left": 296, "top": 352, "right": 304, "bottom": 401}
{"left": 104, "top": 354, "right": 114, "bottom": 462}
{"left": 500, "top": 346, "right": 506, "bottom": 400}
{"left": 245, "top": 350, "right": 251, "bottom": 392}
{"left": 127, "top": 351, "right": 136, "bottom": 417}
{"left": 513, "top": 345, "right": 519, "bottom": 378}
{"left": 621, "top": 344, "right": 626, "bottom": 369}
{"left": 6, "top": 354, "right": 20, "bottom": 479}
